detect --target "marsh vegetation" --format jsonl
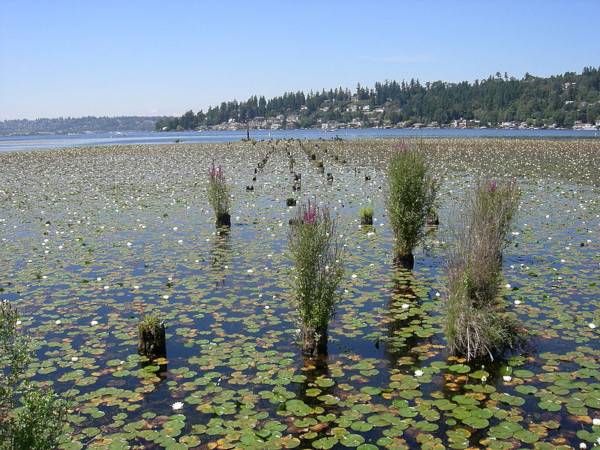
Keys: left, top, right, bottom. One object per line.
{"left": 0, "top": 138, "right": 599, "bottom": 448}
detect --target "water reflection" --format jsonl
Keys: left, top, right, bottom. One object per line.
{"left": 139, "top": 357, "right": 168, "bottom": 395}
{"left": 291, "top": 355, "right": 336, "bottom": 446}
{"left": 210, "top": 232, "right": 231, "bottom": 287}
{"left": 383, "top": 274, "right": 425, "bottom": 370}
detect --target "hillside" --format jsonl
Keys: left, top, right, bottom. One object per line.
{"left": 0, "top": 116, "right": 168, "bottom": 136}
{"left": 156, "top": 67, "right": 600, "bottom": 131}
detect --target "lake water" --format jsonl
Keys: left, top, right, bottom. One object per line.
{"left": 0, "top": 128, "right": 598, "bottom": 152}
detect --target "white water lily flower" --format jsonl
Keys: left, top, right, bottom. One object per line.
{"left": 593, "top": 418, "right": 600, "bottom": 426}
{"left": 503, "top": 375, "right": 512, "bottom": 382}
{"left": 589, "top": 323, "right": 596, "bottom": 329}
{"left": 55, "top": 320, "right": 61, "bottom": 325}
{"left": 514, "top": 300, "right": 521, "bottom": 305}
{"left": 163, "top": 295, "right": 169, "bottom": 299}
{"left": 402, "top": 304, "right": 409, "bottom": 309}
{"left": 351, "top": 274, "right": 358, "bottom": 278}
{"left": 71, "top": 356, "right": 78, "bottom": 362}
{"left": 481, "top": 375, "right": 487, "bottom": 382}
{"left": 579, "top": 443, "right": 586, "bottom": 449}
{"left": 505, "top": 284, "right": 511, "bottom": 289}
{"left": 90, "top": 320, "right": 98, "bottom": 326}
{"left": 172, "top": 402, "right": 184, "bottom": 410}
{"left": 414, "top": 370, "right": 424, "bottom": 377}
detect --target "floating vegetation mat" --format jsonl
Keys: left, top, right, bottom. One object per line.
{"left": 1, "top": 138, "right": 599, "bottom": 449}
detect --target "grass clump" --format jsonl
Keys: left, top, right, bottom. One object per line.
{"left": 385, "top": 141, "right": 438, "bottom": 268}
{"left": 359, "top": 206, "right": 373, "bottom": 225}
{"left": 445, "top": 178, "right": 522, "bottom": 361}
{"left": 288, "top": 201, "right": 344, "bottom": 357}
{"left": 1, "top": 300, "right": 70, "bottom": 449}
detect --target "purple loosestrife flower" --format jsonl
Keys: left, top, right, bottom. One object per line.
{"left": 303, "top": 201, "right": 319, "bottom": 225}
{"left": 487, "top": 181, "right": 497, "bottom": 192}
{"left": 209, "top": 161, "right": 225, "bottom": 182}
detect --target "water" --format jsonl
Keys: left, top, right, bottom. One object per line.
{"left": 1, "top": 128, "right": 598, "bottom": 152}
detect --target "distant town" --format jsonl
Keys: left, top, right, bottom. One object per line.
{"left": 184, "top": 112, "right": 600, "bottom": 133}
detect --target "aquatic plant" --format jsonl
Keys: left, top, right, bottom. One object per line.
{"left": 0, "top": 300, "right": 69, "bottom": 449}
{"left": 385, "top": 141, "right": 438, "bottom": 268}
{"left": 288, "top": 201, "right": 344, "bottom": 356}
{"left": 445, "top": 178, "right": 522, "bottom": 360}
{"left": 359, "top": 206, "right": 373, "bottom": 225}
{"left": 207, "top": 161, "right": 231, "bottom": 226}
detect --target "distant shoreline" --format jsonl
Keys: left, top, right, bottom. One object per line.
{"left": 1, "top": 129, "right": 599, "bottom": 153}
{"left": 2, "top": 124, "right": 598, "bottom": 138}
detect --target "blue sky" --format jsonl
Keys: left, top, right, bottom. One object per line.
{"left": 1, "top": 0, "right": 599, "bottom": 120}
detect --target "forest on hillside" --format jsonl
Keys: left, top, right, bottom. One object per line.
{"left": 156, "top": 67, "right": 600, "bottom": 131}
{"left": 0, "top": 116, "right": 167, "bottom": 136}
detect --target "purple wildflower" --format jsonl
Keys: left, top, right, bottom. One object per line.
{"left": 487, "top": 181, "right": 497, "bottom": 192}
{"left": 209, "top": 161, "right": 225, "bottom": 182}
{"left": 303, "top": 201, "right": 319, "bottom": 225}
{"left": 398, "top": 141, "right": 405, "bottom": 151}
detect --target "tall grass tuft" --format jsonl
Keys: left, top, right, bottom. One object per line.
{"left": 445, "top": 178, "right": 522, "bottom": 360}
{"left": 288, "top": 201, "right": 344, "bottom": 357}
{"left": 207, "top": 161, "right": 231, "bottom": 227}
{"left": 386, "top": 141, "right": 438, "bottom": 268}
{"left": 359, "top": 206, "right": 374, "bottom": 225}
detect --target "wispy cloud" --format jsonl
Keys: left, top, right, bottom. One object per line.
{"left": 357, "top": 54, "right": 434, "bottom": 63}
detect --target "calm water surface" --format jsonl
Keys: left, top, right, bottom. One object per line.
{"left": 1, "top": 128, "right": 598, "bottom": 152}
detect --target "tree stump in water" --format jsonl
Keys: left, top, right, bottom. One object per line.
{"left": 138, "top": 315, "right": 166, "bottom": 360}
{"left": 361, "top": 216, "right": 373, "bottom": 226}
{"left": 394, "top": 252, "right": 414, "bottom": 270}
{"left": 216, "top": 212, "right": 231, "bottom": 228}
{"left": 301, "top": 326, "right": 328, "bottom": 358}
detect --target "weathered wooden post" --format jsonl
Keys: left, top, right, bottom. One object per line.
{"left": 138, "top": 313, "right": 166, "bottom": 360}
